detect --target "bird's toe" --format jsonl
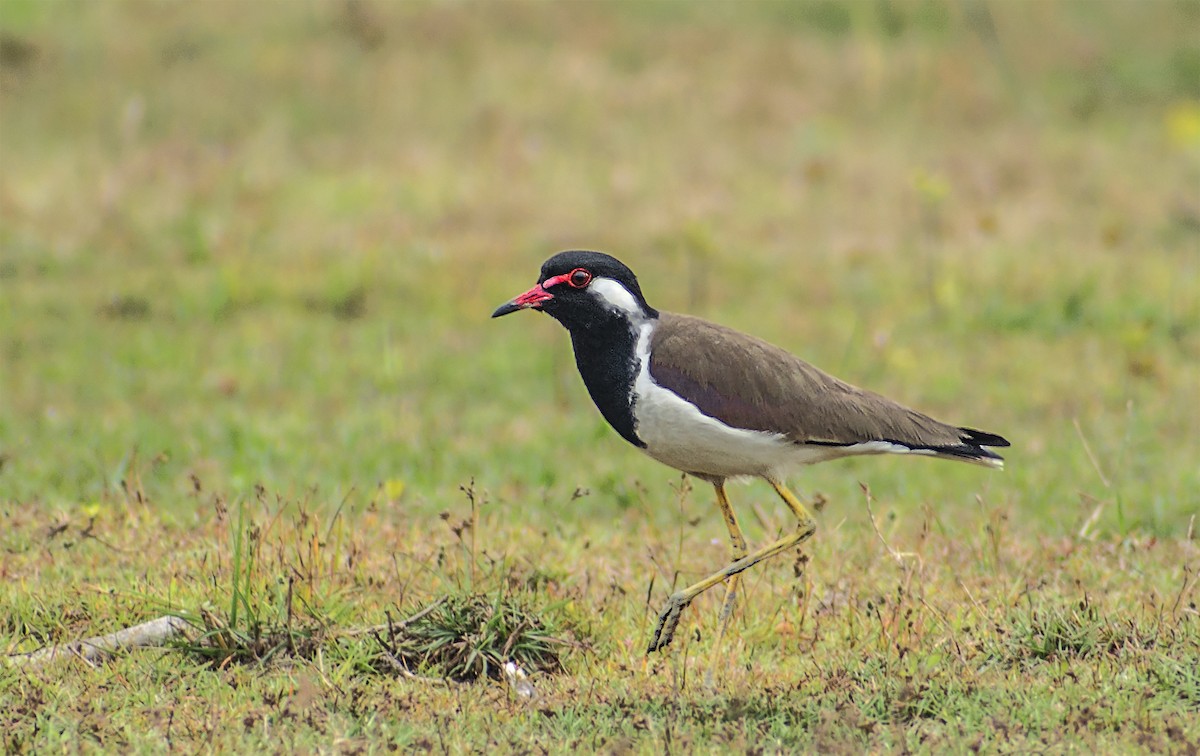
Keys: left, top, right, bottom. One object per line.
{"left": 647, "top": 592, "right": 692, "bottom": 653}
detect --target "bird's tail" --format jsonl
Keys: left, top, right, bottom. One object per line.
{"left": 918, "top": 427, "right": 1010, "bottom": 469}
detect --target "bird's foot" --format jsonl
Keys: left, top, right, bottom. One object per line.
{"left": 647, "top": 592, "right": 692, "bottom": 653}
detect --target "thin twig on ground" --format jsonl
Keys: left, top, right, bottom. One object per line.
{"left": 335, "top": 597, "right": 447, "bottom": 638}
{"left": 1073, "top": 417, "right": 1111, "bottom": 488}
{"left": 1077, "top": 494, "right": 1105, "bottom": 540}
{"left": 861, "top": 483, "right": 918, "bottom": 567}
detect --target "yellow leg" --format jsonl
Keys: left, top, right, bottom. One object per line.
{"left": 712, "top": 481, "right": 747, "bottom": 647}
{"left": 768, "top": 478, "right": 816, "bottom": 523}
{"left": 707, "top": 481, "right": 749, "bottom": 684}
{"left": 648, "top": 478, "right": 817, "bottom": 653}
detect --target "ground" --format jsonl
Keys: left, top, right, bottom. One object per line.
{"left": 2, "top": 1, "right": 1198, "bottom": 752}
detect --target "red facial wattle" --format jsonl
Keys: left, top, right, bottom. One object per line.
{"left": 512, "top": 284, "right": 554, "bottom": 308}
{"left": 491, "top": 272, "right": 578, "bottom": 318}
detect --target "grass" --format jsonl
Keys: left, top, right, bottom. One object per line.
{"left": 2, "top": 0, "right": 1199, "bottom": 751}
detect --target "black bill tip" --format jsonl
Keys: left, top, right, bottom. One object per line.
{"left": 492, "top": 301, "right": 522, "bottom": 318}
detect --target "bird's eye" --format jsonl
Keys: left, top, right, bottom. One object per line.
{"left": 568, "top": 268, "right": 592, "bottom": 288}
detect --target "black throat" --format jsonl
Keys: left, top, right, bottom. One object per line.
{"left": 566, "top": 318, "right": 647, "bottom": 449}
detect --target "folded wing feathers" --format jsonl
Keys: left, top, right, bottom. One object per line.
{"left": 649, "top": 313, "right": 1009, "bottom": 466}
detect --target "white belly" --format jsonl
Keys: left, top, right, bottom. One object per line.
{"left": 630, "top": 323, "right": 858, "bottom": 479}
{"left": 632, "top": 380, "right": 869, "bottom": 478}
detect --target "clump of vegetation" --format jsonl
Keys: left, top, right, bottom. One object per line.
{"left": 370, "top": 594, "right": 570, "bottom": 681}
{"left": 156, "top": 493, "right": 575, "bottom": 677}
{"left": 176, "top": 603, "right": 328, "bottom": 668}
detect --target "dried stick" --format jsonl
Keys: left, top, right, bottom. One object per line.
{"left": 335, "top": 597, "right": 447, "bottom": 638}
{"left": 8, "top": 615, "right": 191, "bottom": 667}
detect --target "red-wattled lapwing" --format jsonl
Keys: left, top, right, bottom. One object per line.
{"left": 493, "top": 250, "right": 1009, "bottom": 653}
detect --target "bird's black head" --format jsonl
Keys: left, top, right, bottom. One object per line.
{"left": 492, "top": 250, "right": 658, "bottom": 331}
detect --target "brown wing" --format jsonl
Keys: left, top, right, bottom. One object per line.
{"left": 648, "top": 313, "right": 1006, "bottom": 458}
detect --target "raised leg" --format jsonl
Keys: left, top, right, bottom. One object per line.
{"left": 648, "top": 478, "right": 817, "bottom": 653}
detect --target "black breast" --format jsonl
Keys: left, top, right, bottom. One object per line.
{"left": 568, "top": 324, "right": 646, "bottom": 448}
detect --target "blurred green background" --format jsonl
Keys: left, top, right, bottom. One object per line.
{"left": 2, "top": 0, "right": 1197, "bottom": 533}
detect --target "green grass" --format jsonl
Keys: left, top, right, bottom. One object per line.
{"left": 2, "top": 0, "right": 1199, "bottom": 751}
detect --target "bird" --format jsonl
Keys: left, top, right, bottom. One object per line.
{"left": 492, "top": 250, "right": 1009, "bottom": 653}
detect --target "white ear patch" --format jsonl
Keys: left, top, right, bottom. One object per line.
{"left": 589, "top": 277, "right": 645, "bottom": 319}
